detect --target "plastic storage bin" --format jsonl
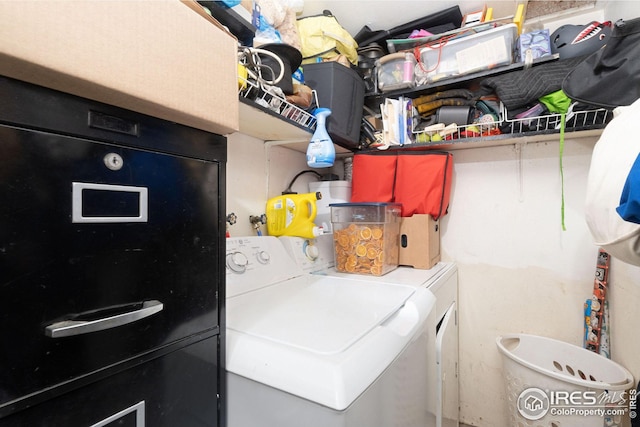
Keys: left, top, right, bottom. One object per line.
{"left": 303, "top": 62, "right": 365, "bottom": 149}
{"left": 419, "top": 23, "right": 517, "bottom": 83}
{"left": 496, "top": 334, "right": 634, "bottom": 427}
{"left": 330, "top": 203, "right": 401, "bottom": 276}
{"left": 376, "top": 52, "right": 416, "bottom": 92}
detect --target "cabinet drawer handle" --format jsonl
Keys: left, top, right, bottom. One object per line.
{"left": 72, "top": 182, "right": 148, "bottom": 223}
{"left": 90, "top": 401, "right": 145, "bottom": 427}
{"left": 45, "top": 300, "right": 163, "bottom": 338}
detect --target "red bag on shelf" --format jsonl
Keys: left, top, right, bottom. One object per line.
{"left": 350, "top": 150, "right": 454, "bottom": 219}
{"left": 394, "top": 151, "right": 453, "bottom": 219}
{"left": 350, "top": 152, "right": 398, "bottom": 203}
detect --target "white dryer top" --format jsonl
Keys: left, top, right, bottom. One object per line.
{"left": 319, "top": 262, "right": 453, "bottom": 288}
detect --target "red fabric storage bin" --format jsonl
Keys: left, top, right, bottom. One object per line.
{"left": 394, "top": 151, "right": 453, "bottom": 219}
{"left": 350, "top": 150, "right": 454, "bottom": 219}
{"left": 350, "top": 152, "right": 397, "bottom": 203}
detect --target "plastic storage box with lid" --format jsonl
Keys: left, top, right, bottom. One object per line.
{"left": 330, "top": 203, "right": 401, "bottom": 276}
{"left": 418, "top": 23, "right": 518, "bottom": 83}
{"left": 302, "top": 62, "right": 365, "bottom": 150}
{"left": 376, "top": 52, "right": 417, "bottom": 92}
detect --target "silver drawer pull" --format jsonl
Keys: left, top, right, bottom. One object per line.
{"left": 45, "top": 300, "right": 163, "bottom": 338}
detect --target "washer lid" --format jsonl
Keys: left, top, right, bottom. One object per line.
{"left": 227, "top": 275, "right": 415, "bottom": 355}
{"left": 226, "top": 275, "right": 436, "bottom": 410}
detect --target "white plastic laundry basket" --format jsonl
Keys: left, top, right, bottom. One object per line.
{"left": 496, "top": 334, "right": 634, "bottom": 427}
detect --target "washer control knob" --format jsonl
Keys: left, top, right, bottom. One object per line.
{"left": 226, "top": 251, "right": 249, "bottom": 273}
{"left": 256, "top": 250, "right": 271, "bottom": 264}
{"left": 305, "top": 244, "right": 319, "bottom": 260}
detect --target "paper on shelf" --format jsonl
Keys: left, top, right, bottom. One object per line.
{"left": 381, "top": 97, "right": 413, "bottom": 147}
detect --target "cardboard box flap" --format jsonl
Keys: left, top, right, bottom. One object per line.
{"left": 181, "top": 0, "right": 238, "bottom": 36}
{"left": 0, "top": 0, "right": 239, "bottom": 135}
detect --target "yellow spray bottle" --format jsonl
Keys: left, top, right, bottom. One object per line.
{"left": 266, "top": 192, "right": 323, "bottom": 238}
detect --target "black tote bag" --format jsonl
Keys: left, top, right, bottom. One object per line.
{"left": 563, "top": 17, "right": 640, "bottom": 108}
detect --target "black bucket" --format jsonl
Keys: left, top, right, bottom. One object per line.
{"left": 257, "top": 43, "right": 302, "bottom": 95}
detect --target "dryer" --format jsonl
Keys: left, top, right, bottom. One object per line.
{"left": 225, "top": 236, "right": 438, "bottom": 427}
{"left": 280, "top": 234, "right": 459, "bottom": 427}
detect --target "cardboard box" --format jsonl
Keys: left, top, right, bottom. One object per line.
{"left": 0, "top": 0, "right": 239, "bottom": 136}
{"left": 399, "top": 214, "right": 441, "bottom": 269}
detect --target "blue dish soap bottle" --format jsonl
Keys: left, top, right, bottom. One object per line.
{"left": 306, "top": 108, "right": 335, "bottom": 168}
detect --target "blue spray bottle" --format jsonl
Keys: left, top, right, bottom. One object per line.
{"left": 306, "top": 108, "right": 335, "bottom": 168}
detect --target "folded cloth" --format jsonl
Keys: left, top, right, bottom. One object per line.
{"left": 414, "top": 88, "right": 476, "bottom": 116}
{"left": 416, "top": 98, "right": 476, "bottom": 116}
{"left": 413, "top": 88, "right": 475, "bottom": 106}
{"left": 539, "top": 89, "right": 572, "bottom": 114}
{"left": 477, "top": 56, "right": 585, "bottom": 110}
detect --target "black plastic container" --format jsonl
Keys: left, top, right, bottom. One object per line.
{"left": 303, "top": 62, "right": 365, "bottom": 150}
{"left": 354, "top": 6, "right": 463, "bottom": 51}
{"left": 258, "top": 43, "right": 302, "bottom": 95}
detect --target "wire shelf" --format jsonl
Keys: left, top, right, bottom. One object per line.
{"left": 502, "top": 104, "right": 612, "bottom": 135}
{"left": 238, "top": 77, "right": 317, "bottom": 131}
{"left": 410, "top": 104, "right": 612, "bottom": 144}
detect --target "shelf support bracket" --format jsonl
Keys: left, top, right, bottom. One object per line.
{"left": 515, "top": 141, "right": 526, "bottom": 203}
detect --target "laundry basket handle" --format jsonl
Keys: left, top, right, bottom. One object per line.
{"left": 498, "top": 335, "right": 521, "bottom": 352}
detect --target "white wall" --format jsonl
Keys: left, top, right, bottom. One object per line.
{"left": 603, "top": 0, "right": 640, "bottom": 21}
{"left": 441, "top": 137, "right": 640, "bottom": 426}
{"left": 226, "top": 132, "right": 338, "bottom": 236}
{"left": 225, "top": 132, "right": 267, "bottom": 237}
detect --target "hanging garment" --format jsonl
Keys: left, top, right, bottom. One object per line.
{"left": 585, "top": 97, "right": 640, "bottom": 265}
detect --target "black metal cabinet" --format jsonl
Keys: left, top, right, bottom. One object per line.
{"left": 1, "top": 336, "right": 220, "bottom": 427}
{"left": 0, "top": 76, "right": 226, "bottom": 425}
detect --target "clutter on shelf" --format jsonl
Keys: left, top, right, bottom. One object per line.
{"left": 237, "top": 43, "right": 318, "bottom": 130}
{"left": 358, "top": 7, "right": 623, "bottom": 149}
{"left": 223, "top": 0, "right": 633, "bottom": 150}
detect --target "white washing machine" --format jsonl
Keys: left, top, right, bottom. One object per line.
{"left": 280, "top": 234, "right": 459, "bottom": 427}
{"left": 225, "top": 236, "right": 438, "bottom": 427}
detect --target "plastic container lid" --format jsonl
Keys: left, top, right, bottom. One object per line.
{"left": 330, "top": 202, "right": 402, "bottom": 225}
{"left": 328, "top": 202, "right": 402, "bottom": 207}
